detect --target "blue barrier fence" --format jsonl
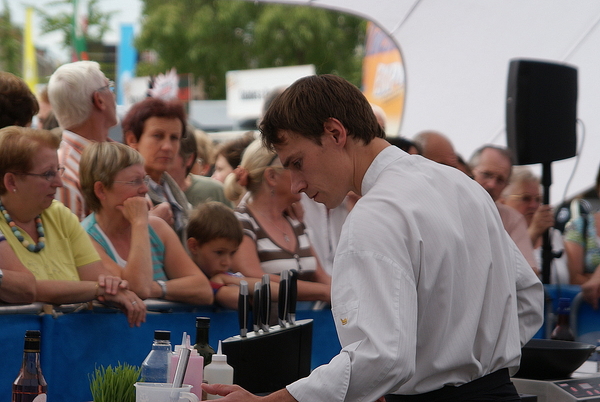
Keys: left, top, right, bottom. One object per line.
{"left": 0, "top": 301, "right": 341, "bottom": 402}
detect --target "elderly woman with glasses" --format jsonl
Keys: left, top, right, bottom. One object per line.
{"left": 499, "top": 166, "right": 568, "bottom": 285}
{"left": 0, "top": 126, "right": 146, "bottom": 326}
{"left": 224, "top": 139, "right": 331, "bottom": 303}
{"left": 80, "top": 141, "right": 213, "bottom": 305}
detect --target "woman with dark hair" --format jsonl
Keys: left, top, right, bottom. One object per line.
{"left": 122, "top": 97, "right": 190, "bottom": 242}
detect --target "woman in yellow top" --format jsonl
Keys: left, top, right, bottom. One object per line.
{"left": 0, "top": 126, "right": 145, "bottom": 327}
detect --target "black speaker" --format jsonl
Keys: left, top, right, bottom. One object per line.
{"left": 506, "top": 59, "right": 578, "bottom": 165}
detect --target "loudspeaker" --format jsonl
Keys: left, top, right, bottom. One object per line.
{"left": 506, "top": 59, "right": 578, "bottom": 165}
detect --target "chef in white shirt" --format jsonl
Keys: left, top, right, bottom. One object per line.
{"left": 203, "top": 74, "right": 544, "bottom": 402}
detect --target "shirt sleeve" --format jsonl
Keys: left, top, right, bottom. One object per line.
{"left": 513, "top": 239, "right": 544, "bottom": 347}
{"left": 564, "top": 216, "right": 584, "bottom": 246}
{"left": 287, "top": 250, "right": 417, "bottom": 402}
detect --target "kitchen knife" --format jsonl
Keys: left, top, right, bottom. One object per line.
{"left": 261, "top": 274, "right": 271, "bottom": 332}
{"left": 253, "top": 281, "right": 262, "bottom": 334}
{"left": 238, "top": 280, "right": 249, "bottom": 337}
{"left": 288, "top": 269, "right": 298, "bottom": 325}
{"left": 278, "top": 270, "right": 289, "bottom": 328}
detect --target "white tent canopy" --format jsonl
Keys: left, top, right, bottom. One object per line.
{"left": 254, "top": 0, "right": 600, "bottom": 205}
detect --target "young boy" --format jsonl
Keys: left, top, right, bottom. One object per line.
{"left": 187, "top": 201, "right": 248, "bottom": 309}
{"left": 187, "top": 201, "right": 330, "bottom": 310}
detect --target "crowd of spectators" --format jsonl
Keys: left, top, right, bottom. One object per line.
{"left": 0, "top": 62, "right": 592, "bottom": 323}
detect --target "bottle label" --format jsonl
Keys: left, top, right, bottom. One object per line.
{"left": 32, "top": 395, "right": 46, "bottom": 402}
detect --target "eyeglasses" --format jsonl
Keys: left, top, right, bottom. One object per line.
{"left": 113, "top": 175, "right": 151, "bottom": 187}
{"left": 508, "top": 194, "right": 542, "bottom": 204}
{"left": 97, "top": 80, "right": 115, "bottom": 93}
{"left": 11, "top": 166, "right": 65, "bottom": 181}
{"left": 474, "top": 170, "right": 508, "bottom": 187}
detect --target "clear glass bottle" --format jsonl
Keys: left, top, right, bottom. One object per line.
{"left": 141, "top": 330, "right": 172, "bottom": 383}
{"left": 194, "top": 317, "right": 215, "bottom": 367}
{"left": 12, "top": 330, "right": 48, "bottom": 402}
{"left": 550, "top": 298, "right": 575, "bottom": 341}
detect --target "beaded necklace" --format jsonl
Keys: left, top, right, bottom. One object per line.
{"left": 0, "top": 200, "right": 45, "bottom": 252}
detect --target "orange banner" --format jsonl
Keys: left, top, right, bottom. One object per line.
{"left": 362, "top": 22, "right": 405, "bottom": 136}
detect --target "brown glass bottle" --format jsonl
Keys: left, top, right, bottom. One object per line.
{"left": 12, "top": 330, "right": 48, "bottom": 402}
{"left": 194, "top": 317, "right": 215, "bottom": 367}
{"left": 550, "top": 298, "right": 575, "bottom": 341}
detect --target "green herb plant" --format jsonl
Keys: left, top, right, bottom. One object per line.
{"left": 89, "top": 362, "right": 141, "bottom": 402}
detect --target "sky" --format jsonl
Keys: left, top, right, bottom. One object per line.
{"left": 5, "top": 0, "right": 143, "bottom": 64}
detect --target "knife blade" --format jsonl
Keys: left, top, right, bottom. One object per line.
{"left": 278, "top": 270, "right": 289, "bottom": 328}
{"left": 288, "top": 269, "right": 298, "bottom": 325}
{"left": 238, "top": 280, "right": 249, "bottom": 337}
{"left": 261, "top": 274, "right": 271, "bottom": 332}
{"left": 253, "top": 281, "right": 261, "bottom": 334}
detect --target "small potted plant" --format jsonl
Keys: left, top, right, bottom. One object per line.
{"left": 89, "top": 362, "right": 141, "bottom": 402}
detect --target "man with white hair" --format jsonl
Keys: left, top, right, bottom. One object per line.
{"left": 48, "top": 61, "right": 118, "bottom": 220}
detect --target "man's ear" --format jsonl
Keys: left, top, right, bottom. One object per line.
{"left": 124, "top": 131, "right": 138, "bottom": 149}
{"left": 323, "top": 118, "right": 347, "bottom": 147}
{"left": 92, "top": 91, "right": 106, "bottom": 111}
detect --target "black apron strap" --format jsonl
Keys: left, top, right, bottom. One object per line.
{"left": 385, "top": 369, "right": 521, "bottom": 402}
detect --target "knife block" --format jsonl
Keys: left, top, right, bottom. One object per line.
{"left": 221, "top": 319, "right": 313, "bottom": 394}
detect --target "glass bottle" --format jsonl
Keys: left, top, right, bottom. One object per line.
{"left": 141, "top": 330, "right": 172, "bottom": 383}
{"left": 194, "top": 317, "right": 215, "bottom": 367}
{"left": 550, "top": 297, "right": 575, "bottom": 341}
{"left": 12, "top": 330, "right": 48, "bottom": 402}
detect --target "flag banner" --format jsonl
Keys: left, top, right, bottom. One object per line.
{"left": 23, "top": 7, "right": 38, "bottom": 92}
{"left": 72, "top": 0, "right": 88, "bottom": 61}
{"left": 361, "top": 21, "right": 405, "bottom": 136}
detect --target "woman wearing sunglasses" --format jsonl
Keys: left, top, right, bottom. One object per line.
{"left": 80, "top": 141, "right": 213, "bottom": 305}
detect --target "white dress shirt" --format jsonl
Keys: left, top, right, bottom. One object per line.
{"left": 287, "top": 146, "right": 543, "bottom": 401}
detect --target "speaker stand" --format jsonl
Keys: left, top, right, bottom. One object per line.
{"left": 541, "top": 162, "right": 555, "bottom": 284}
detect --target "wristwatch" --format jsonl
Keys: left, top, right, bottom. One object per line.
{"left": 156, "top": 280, "right": 167, "bottom": 298}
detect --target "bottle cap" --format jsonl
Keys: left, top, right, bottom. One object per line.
{"left": 25, "top": 330, "right": 41, "bottom": 338}
{"left": 196, "top": 317, "right": 211, "bottom": 328}
{"left": 212, "top": 340, "right": 227, "bottom": 362}
{"left": 154, "top": 330, "right": 171, "bottom": 341}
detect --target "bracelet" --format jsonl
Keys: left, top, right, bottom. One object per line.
{"left": 156, "top": 280, "right": 167, "bottom": 298}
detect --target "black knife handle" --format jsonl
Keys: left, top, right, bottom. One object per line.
{"left": 253, "top": 282, "right": 261, "bottom": 332}
{"left": 238, "top": 280, "right": 249, "bottom": 337}
{"left": 288, "top": 269, "right": 298, "bottom": 323}
{"left": 278, "top": 270, "right": 289, "bottom": 326}
{"left": 261, "top": 274, "right": 271, "bottom": 331}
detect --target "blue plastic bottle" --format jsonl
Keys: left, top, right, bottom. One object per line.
{"left": 141, "top": 330, "right": 172, "bottom": 383}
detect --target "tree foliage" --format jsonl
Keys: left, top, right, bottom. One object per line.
{"left": 137, "top": 0, "right": 366, "bottom": 99}
{"left": 35, "top": 0, "right": 116, "bottom": 50}
{"left": 0, "top": 0, "right": 22, "bottom": 74}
